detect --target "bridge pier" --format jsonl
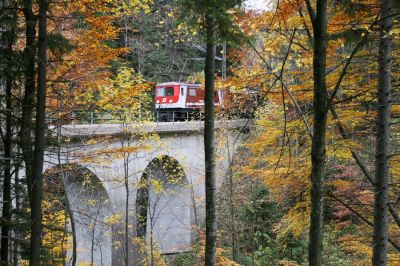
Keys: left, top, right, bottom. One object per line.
{"left": 41, "top": 121, "right": 245, "bottom": 265}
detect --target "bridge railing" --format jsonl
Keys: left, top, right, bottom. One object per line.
{"left": 154, "top": 111, "right": 206, "bottom": 123}
{"left": 47, "top": 110, "right": 123, "bottom": 125}
{"left": 47, "top": 109, "right": 240, "bottom": 126}
{"left": 47, "top": 110, "right": 150, "bottom": 125}
{"left": 47, "top": 110, "right": 207, "bottom": 125}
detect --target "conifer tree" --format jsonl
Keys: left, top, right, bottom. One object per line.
{"left": 178, "top": 0, "right": 243, "bottom": 263}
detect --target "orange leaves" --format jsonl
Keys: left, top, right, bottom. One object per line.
{"left": 96, "top": 144, "right": 149, "bottom": 157}
{"left": 47, "top": 0, "right": 131, "bottom": 114}
{"left": 47, "top": 0, "right": 156, "bottom": 118}
{"left": 195, "top": 231, "right": 240, "bottom": 266}
{"left": 225, "top": 1, "right": 392, "bottom": 252}
{"left": 235, "top": 102, "right": 312, "bottom": 240}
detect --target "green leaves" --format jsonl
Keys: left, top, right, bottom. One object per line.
{"left": 48, "top": 33, "right": 74, "bottom": 56}
{"left": 177, "top": 0, "right": 245, "bottom": 45}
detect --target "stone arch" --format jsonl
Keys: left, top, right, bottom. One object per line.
{"left": 136, "top": 155, "right": 193, "bottom": 254}
{"left": 44, "top": 164, "right": 112, "bottom": 266}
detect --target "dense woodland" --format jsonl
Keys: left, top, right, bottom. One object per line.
{"left": 0, "top": 0, "right": 400, "bottom": 265}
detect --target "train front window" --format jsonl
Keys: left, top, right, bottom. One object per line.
{"left": 156, "top": 87, "right": 174, "bottom": 96}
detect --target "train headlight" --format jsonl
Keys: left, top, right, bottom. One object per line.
{"left": 169, "top": 99, "right": 173, "bottom": 103}
{"left": 156, "top": 100, "right": 160, "bottom": 103}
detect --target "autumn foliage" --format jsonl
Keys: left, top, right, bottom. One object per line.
{"left": 1, "top": 0, "right": 399, "bottom": 265}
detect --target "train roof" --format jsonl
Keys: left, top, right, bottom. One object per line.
{"left": 156, "top": 82, "right": 202, "bottom": 87}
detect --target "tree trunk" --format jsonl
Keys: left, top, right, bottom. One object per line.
{"left": 124, "top": 152, "right": 130, "bottom": 266}
{"left": 12, "top": 161, "right": 20, "bottom": 266}
{"left": 136, "top": 176, "right": 148, "bottom": 238}
{"left": 1, "top": 60, "right": 13, "bottom": 266}
{"left": 204, "top": 14, "right": 217, "bottom": 266}
{"left": 65, "top": 192, "right": 77, "bottom": 266}
{"left": 21, "top": 0, "right": 37, "bottom": 261}
{"left": 29, "top": 0, "right": 48, "bottom": 264}
{"left": 1, "top": 9, "right": 16, "bottom": 263}
{"left": 227, "top": 141, "right": 237, "bottom": 261}
{"left": 308, "top": 0, "right": 328, "bottom": 265}
{"left": 21, "top": 0, "right": 36, "bottom": 187}
{"left": 372, "top": 0, "right": 393, "bottom": 264}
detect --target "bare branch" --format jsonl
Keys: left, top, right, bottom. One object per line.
{"left": 248, "top": 39, "right": 313, "bottom": 138}
{"left": 327, "top": 13, "right": 380, "bottom": 105}
{"left": 389, "top": 204, "right": 400, "bottom": 229}
{"left": 304, "top": 0, "right": 316, "bottom": 25}
{"left": 328, "top": 191, "right": 400, "bottom": 252}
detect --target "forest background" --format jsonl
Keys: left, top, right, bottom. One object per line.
{"left": 0, "top": 0, "right": 400, "bottom": 265}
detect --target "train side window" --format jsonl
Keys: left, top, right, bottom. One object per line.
{"left": 181, "top": 87, "right": 184, "bottom": 95}
{"left": 189, "top": 88, "right": 196, "bottom": 96}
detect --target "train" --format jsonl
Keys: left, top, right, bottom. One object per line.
{"left": 154, "top": 82, "right": 226, "bottom": 122}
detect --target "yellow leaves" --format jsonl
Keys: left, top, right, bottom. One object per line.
{"left": 96, "top": 66, "right": 153, "bottom": 123}
{"left": 49, "top": 0, "right": 142, "bottom": 113}
{"left": 278, "top": 200, "right": 310, "bottom": 238}
{"left": 133, "top": 237, "right": 167, "bottom": 266}
{"left": 337, "top": 231, "right": 371, "bottom": 264}
{"left": 42, "top": 194, "right": 71, "bottom": 264}
{"left": 104, "top": 213, "right": 123, "bottom": 225}
{"left": 136, "top": 178, "right": 148, "bottom": 190}
{"left": 393, "top": 28, "right": 400, "bottom": 39}
{"left": 111, "top": 0, "right": 153, "bottom": 16}
{"left": 284, "top": 15, "right": 303, "bottom": 29}
{"left": 150, "top": 178, "right": 164, "bottom": 193}
{"left": 225, "top": 1, "right": 400, "bottom": 262}
{"left": 225, "top": 8, "right": 237, "bottom": 15}
{"left": 86, "top": 199, "right": 97, "bottom": 206}
{"left": 326, "top": 138, "right": 358, "bottom": 161}
{"left": 86, "top": 139, "right": 97, "bottom": 145}
{"left": 294, "top": 58, "right": 303, "bottom": 68}
{"left": 215, "top": 247, "right": 240, "bottom": 265}
{"left": 195, "top": 231, "right": 241, "bottom": 266}
{"left": 278, "top": 260, "right": 301, "bottom": 266}
{"left": 329, "top": 179, "right": 353, "bottom": 191}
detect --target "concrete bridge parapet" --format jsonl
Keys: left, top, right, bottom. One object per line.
{"left": 52, "top": 119, "right": 248, "bottom": 137}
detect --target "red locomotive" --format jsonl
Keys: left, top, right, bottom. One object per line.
{"left": 154, "top": 82, "right": 225, "bottom": 121}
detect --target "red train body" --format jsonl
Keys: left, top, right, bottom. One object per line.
{"left": 154, "top": 82, "right": 225, "bottom": 121}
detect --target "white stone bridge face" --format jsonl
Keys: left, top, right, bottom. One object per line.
{"left": 44, "top": 120, "right": 246, "bottom": 265}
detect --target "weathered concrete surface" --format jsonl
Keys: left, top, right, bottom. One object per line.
{"left": 60, "top": 167, "right": 112, "bottom": 266}
{"left": 52, "top": 119, "right": 247, "bottom": 137}
{"left": 42, "top": 120, "right": 247, "bottom": 265}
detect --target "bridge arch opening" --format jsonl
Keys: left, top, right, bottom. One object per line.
{"left": 136, "top": 155, "right": 193, "bottom": 254}
{"left": 44, "top": 164, "right": 112, "bottom": 266}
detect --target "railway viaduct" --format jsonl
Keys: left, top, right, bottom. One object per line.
{"left": 43, "top": 120, "right": 247, "bottom": 265}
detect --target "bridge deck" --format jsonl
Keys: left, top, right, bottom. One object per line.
{"left": 51, "top": 120, "right": 248, "bottom": 137}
